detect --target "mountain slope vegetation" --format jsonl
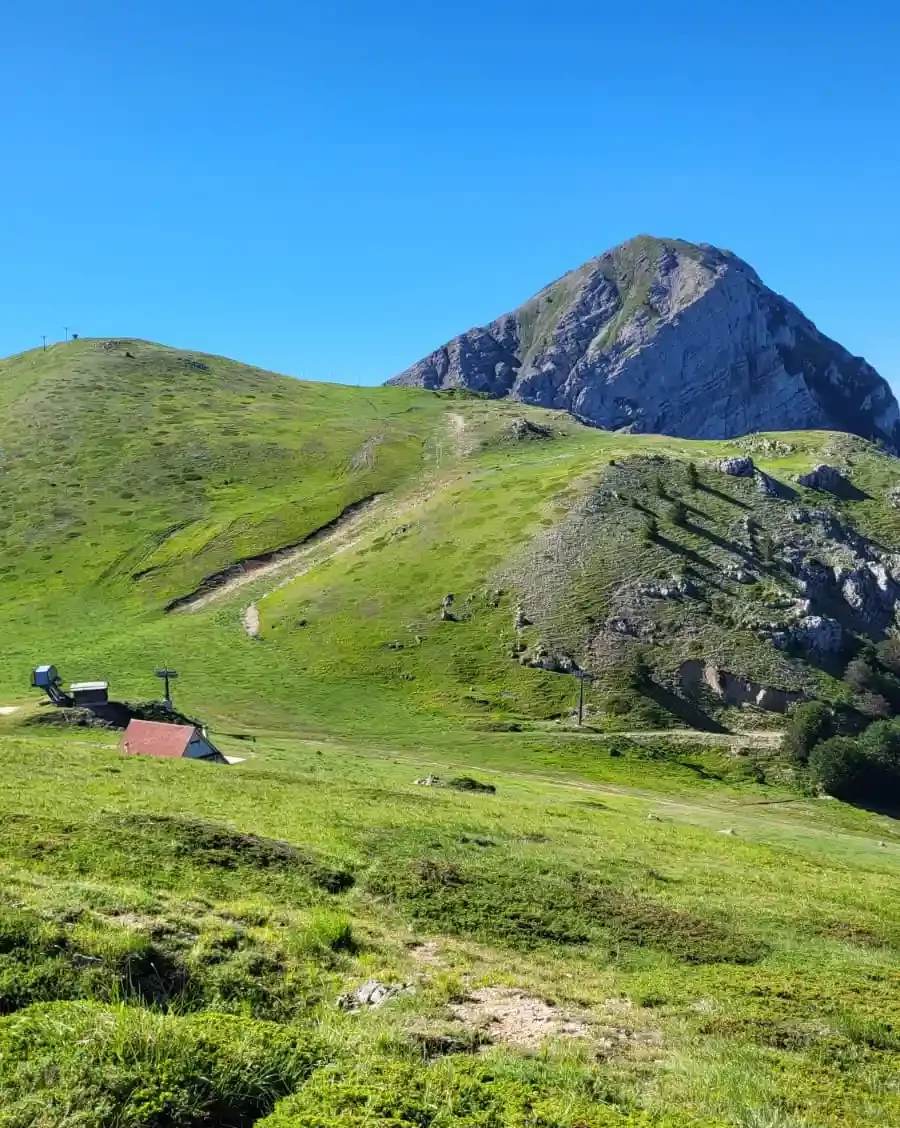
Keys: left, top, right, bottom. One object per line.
{"left": 3, "top": 337, "right": 900, "bottom": 741}
{"left": 0, "top": 338, "right": 899, "bottom": 1126}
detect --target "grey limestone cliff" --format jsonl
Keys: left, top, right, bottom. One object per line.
{"left": 389, "top": 236, "right": 899, "bottom": 446}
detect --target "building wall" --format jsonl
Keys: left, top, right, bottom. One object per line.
{"left": 185, "top": 734, "right": 226, "bottom": 763}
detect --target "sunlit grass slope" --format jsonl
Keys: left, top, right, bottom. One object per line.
{"left": 0, "top": 726, "right": 897, "bottom": 1126}
{"left": 2, "top": 338, "right": 900, "bottom": 742}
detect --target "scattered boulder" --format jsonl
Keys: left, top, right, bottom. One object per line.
{"left": 338, "top": 980, "right": 414, "bottom": 1011}
{"left": 741, "top": 436, "right": 795, "bottom": 456}
{"left": 638, "top": 575, "right": 695, "bottom": 600}
{"left": 798, "top": 464, "right": 846, "bottom": 492}
{"left": 509, "top": 418, "right": 552, "bottom": 441}
{"left": 794, "top": 559, "right": 832, "bottom": 600}
{"left": 755, "top": 471, "right": 778, "bottom": 498}
{"left": 718, "top": 828, "right": 736, "bottom": 837}
{"left": 440, "top": 594, "right": 455, "bottom": 621}
{"left": 889, "top": 486, "right": 900, "bottom": 509}
{"left": 415, "top": 775, "right": 444, "bottom": 787}
{"left": 715, "top": 456, "right": 755, "bottom": 477}
{"left": 514, "top": 605, "right": 532, "bottom": 630}
{"left": 521, "top": 645, "right": 578, "bottom": 673}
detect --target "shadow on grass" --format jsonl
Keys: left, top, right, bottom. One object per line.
{"left": 809, "top": 479, "right": 872, "bottom": 502}
{"left": 698, "top": 483, "right": 753, "bottom": 510}
{"left": 652, "top": 533, "right": 736, "bottom": 585}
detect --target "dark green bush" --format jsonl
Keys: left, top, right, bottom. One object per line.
{"left": 670, "top": 501, "right": 688, "bottom": 528}
{"left": 860, "top": 719, "right": 900, "bottom": 770}
{"left": 782, "top": 701, "right": 833, "bottom": 763}
{"left": 447, "top": 776, "right": 496, "bottom": 794}
{"left": 808, "top": 738, "right": 874, "bottom": 802}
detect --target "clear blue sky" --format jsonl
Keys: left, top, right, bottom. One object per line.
{"left": 2, "top": 1, "right": 898, "bottom": 388}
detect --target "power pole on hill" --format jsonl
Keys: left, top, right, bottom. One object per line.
{"left": 573, "top": 669, "right": 594, "bottom": 726}
{"left": 154, "top": 665, "right": 179, "bottom": 710}
{"left": 64, "top": 327, "right": 69, "bottom": 341}
{"left": 41, "top": 335, "right": 47, "bottom": 351}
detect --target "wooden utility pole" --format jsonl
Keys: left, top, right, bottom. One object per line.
{"left": 154, "top": 665, "right": 179, "bottom": 709}
{"left": 64, "top": 326, "right": 68, "bottom": 341}
{"left": 573, "top": 670, "right": 594, "bottom": 726}
{"left": 41, "top": 335, "right": 47, "bottom": 351}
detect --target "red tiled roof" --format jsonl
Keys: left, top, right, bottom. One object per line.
{"left": 119, "top": 719, "right": 196, "bottom": 759}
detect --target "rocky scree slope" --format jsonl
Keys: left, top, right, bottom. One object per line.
{"left": 504, "top": 436, "right": 900, "bottom": 723}
{"left": 390, "top": 236, "right": 900, "bottom": 447}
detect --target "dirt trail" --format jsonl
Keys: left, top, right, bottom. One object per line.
{"left": 540, "top": 728, "right": 782, "bottom": 749}
{"left": 225, "top": 485, "right": 435, "bottom": 634}
{"left": 168, "top": 494, "right": 385, "bottom": 613}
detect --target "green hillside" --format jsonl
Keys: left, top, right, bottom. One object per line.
{"left": 2, "top": 338, "right": 900, "bottom": 741}
{"left": 0, "top": 339, "right": 899, "bottom": 1126}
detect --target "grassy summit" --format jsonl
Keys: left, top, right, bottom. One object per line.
{"left": 0, "top": 339, "right": 898, "bottom": 1125}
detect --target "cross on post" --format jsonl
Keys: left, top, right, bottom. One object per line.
{"left": 573, "top": 669, "right": 594, "bottom": 727}
{"left": 154, "top": 666, "right": 179, "bottom": 709}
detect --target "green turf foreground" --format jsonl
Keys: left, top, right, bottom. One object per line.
{"left": 0, "top": 725, "right": 897, "bottom": 1127}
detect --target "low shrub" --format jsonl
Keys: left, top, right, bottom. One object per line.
{"left": 0, "top": 908, "right": 187, "bottom": 1014}
{"left": 446, "top": 776, "right": 496, "bottom": 794}
{"left": 259, "top": 1056, "right": 692, "bottom": 1128}
{"left": 368, "top": 850, "right": 763, "bottom": 963}
{"left": 0, "top": 813, "right": 355, "bottom": 900}
{"left": 0, "top": 1001, "right": 322, "bottom": 1128}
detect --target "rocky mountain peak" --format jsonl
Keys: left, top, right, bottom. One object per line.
{"left": 389, "top": 236, "right": 899, "bottom": 447}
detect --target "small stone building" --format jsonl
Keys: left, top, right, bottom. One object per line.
{"left": 119, "top": 719, "right": 228, "bottom": 764}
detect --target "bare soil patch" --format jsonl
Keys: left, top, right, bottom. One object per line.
{"left": 408, "top": 939, "right": 445, "bottom": 966}
{"left": 243, "top": 604, "right": 260, "bottom": 637}
{"left": 449, "top": 987, "right": 588, "bottom": 1050}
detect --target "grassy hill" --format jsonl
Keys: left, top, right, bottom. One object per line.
{"left": 0, "top": 339, "right": 899, "bottom": 1125}
{"left": 2, "top": 337, "right": 900, "bottom": 741}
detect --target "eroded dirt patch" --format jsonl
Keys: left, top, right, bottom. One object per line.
{"left": 449, "top": 987, "right": 588, "bottom": 1050}
{"left": 408, "top": 939, "right": 445, "bottom": 967}
{"left": 164, "top": 493, "right": 383, "bottom": 612}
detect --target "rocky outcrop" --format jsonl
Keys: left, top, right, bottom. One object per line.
{"left": 637, "top": 575, "right": 695, "bottom": 600}
{"left": 716, "top": 456, "right": 755, "bottom": 477}
{"left": 770, "top": 614, "right": 844, "bottom": 657}
{"left": 389, "top": 236, "right": 900, "bottom": 447}
{"left": 509, "top": 418, "right": 552, "bottom": 441}
{"left": 679, "top": 660, "right": 801, "bottom": 713}
{"left": 798, "top": 465, "right": 847, "bottom": 492}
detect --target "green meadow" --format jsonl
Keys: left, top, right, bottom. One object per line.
{"left": 0, "top": 339, "right": 897, "bottom": 1126}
